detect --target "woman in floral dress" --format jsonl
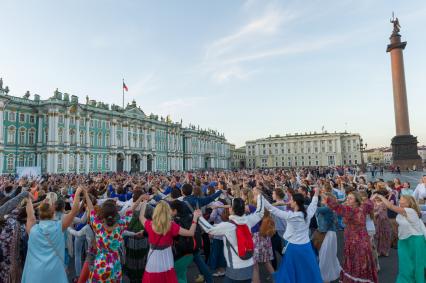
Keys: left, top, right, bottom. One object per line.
{"left": 325, "top": 191, "right": 378, "bottom": 283}
{"left": 372, "top": 192, "right": 392, "bottom": 257}
{"left": 85, "top": 190, "right": 143, "bottom": 282}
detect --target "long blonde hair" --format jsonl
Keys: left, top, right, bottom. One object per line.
{"left": 242, "top": 189, "right": 256, "bottom": 206}
{"left": 152, "top": 201, "right": 172, "bottom": 235}
{"left": 400, "top": 195, "right": 421, "bottom": 217}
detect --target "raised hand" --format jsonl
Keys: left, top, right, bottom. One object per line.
{"left": 193, "top": 209, "right": 202, "bottom": 221}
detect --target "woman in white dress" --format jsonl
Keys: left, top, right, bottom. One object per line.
{"left": 263, "top": 187, "right": 322, "bottom": 283}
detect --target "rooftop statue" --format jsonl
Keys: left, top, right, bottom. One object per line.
{"left": 390, "top": 13, "right": 401, "bottom": 35}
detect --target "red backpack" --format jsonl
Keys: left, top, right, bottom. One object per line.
{"left": 226, "top": 220, "right": 254, "bottom": 260}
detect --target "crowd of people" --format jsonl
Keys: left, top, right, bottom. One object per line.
{"left": 0, "top": 167, "right": 425, "bottom": 283}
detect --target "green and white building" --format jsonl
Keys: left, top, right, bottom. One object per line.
{"left": 0, "top": 85, "right": 231, "bottom": 174}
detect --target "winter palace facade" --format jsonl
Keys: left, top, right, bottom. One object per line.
{"left": 0, "top": 85, "right": 231, "bottom": 174}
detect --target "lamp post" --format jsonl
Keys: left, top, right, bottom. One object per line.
{"left": 358, "top": 138, "right": 367, "bottom": 172}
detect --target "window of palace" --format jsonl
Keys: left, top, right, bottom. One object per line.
{"left": 29, "top": 130, "right": 35, "bottom": 145}
{"left": 80, "top": 131, "right": 84, "bottom": 145}
{"left": 69, "top": 154, "right": 75, "bottom": 170}
{"left": 7, "top": 126, "right": 16, "bottom": 144}
{"left": 8, "top": 111, "right": 16, "bottom": 122}
{"left": 28, "top": 154, "right": 35, "bottom": 166}
{"left": 58, "top": 154, "right": 63, "bottom": 171}
{"left": 19, "top": 130, "right": 26, "bottom": 145}
{"left": 42, "top": 154, "right": 47, "bottom": 170}
{"left": 117, "top": 134, "right": 122, "bottom": 147}
{"left": 58, "top": 128, "right": 64, "bottom": 144}
{"left": 98, "top": 133, "right": 102, "bottom": 147}
{"left": 29, "top": 115, "right": 35, "bottom": 123}
{"left": 18, "top": 155, "right": 24, "bottom": 167}
{"left": 97, "top": 155, "right": 102, "bottom": 170}
{"left": 7, "top": 154, "right": 14, "bottom": 170}
{"left": 79, "top": 154, "right": 84, "bottom": 171}
{"left": 19, "top": 113, "right": 25, "bottom": 122}
{"left": 105, "top": 155, "right": 110, "bottom": 170}
{"left": 70, "top": 130, "right": 76, "bottom": 144}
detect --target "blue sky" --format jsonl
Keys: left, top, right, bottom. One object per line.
{"left": 1, "top": 0, "right": 425, "bottom": 148}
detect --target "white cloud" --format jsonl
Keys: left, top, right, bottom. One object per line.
{"left": 131, "top": 72, "right": 159, "bottom": 96}
{"left": 212, "top": 66, "right": 258, "bottom": 83}
{"left": 152, "top": 96, "right": 207, "bottom": 121}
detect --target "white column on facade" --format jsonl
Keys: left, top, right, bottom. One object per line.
{"left": 152, "top": 155, "right": 157, "bottom": 171}
{"left": 110, "top": 120, "right": 116, "bottom": 147}
{"left": 136, "top": 127, "right": 140, "bottom": 149}
{"left": 85, "top": 117, "right": 90, "bottom": 147}
{"left": 76, "top": 154, "right": 80, "bottom": 174}
{"left": 151, "top": 128, "right": 155, "bottom": 150}
{"left": 54, "top": 112, "right": 59, "bottom": 144}
{"left": 0, "top": 101, "right": 4, "bottom": 145}
{"left": 0, "top": 152, "right": 3, "bottom": 175}
{"left": 53, "top": 153, "right": 58, "bottom": 174}
{"left": 36, "top": 153, "right": 41, "bottom": 167}
{"left": 48, "top": 112, "right": 54, "bottom": 144}
{"left": 75, "top": 117, "right": 80, "bottom": 146}
{"left": 85, "top": 154, "right": 90, "bottom": 173}
{"left": 141, "top": 155, "right": 147, "bottom": 171}
{"left": 108, "top": 154, "right": 112, "bottom": 172}
{"left": 123, "top": 125, "right": 128, "bottom": 148}
{"left": 111, "top": 154, "right": 116, "bottom": 172}
{"left": 64, "top": 153, "right": 69, "bottom": 173}
{"left": 37, "top": 113, "right": 43, "bottom": 144}
{"left": 64, "top": 114, "right": 70, "bottom": 145}
{"left": 143, "top": 127, "right": 148, "bottom": 150}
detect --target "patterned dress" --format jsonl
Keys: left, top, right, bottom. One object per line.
{"left": 373, "top": 202, "right": 391, "bottom": 256}
{"left": 327, "top": 198, "right": 378, "bottom": 283}
{"left": 89, "top": 210, "right": 132, "bottom": 282}
{"left": 0, "top": 209, "right": 22, "bottom": 283}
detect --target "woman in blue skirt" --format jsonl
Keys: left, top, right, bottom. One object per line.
{"left": 263, "top": 187, "right": 322, "bottom": 283}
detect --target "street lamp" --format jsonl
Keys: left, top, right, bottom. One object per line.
{"left": 358, "top": 138, "right": 367, "bottom": 172}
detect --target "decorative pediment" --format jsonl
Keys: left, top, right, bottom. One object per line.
{"left": 125, "top": 106, "right": 146, "bottom": 118}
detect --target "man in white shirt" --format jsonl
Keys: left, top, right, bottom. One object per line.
{"left": 412, "top": 175, "right": 426, "bottom": 204}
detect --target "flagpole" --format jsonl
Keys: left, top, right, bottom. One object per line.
{"left": 122, "top": 78, "right": 124, "bottom": 109}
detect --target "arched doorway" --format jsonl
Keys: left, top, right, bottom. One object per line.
{"left": 147, "top": 154, "right": 153, "bottom": 172}
{"left": 239, "top": 160, "right": 246, "bottom": 169}
{"left": 131, "top": 154, "right": 140, "bottom": 173}
{"left": 117, "top": 153, "right": 124, "bottom": 172}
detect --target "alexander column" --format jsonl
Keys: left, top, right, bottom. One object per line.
{"left": 386, "top": 15, "right": 422, "bottom": 170}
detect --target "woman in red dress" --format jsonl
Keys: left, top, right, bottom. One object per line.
{"left": 139, "top": 200, "right": 201, "bottom": 283}
{"left": 325, "top": 191, "right": 378, "bottom": 283}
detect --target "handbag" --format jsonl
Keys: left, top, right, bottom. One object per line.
{"left": 312, "top": 230, "right": 326, "bottom": 251}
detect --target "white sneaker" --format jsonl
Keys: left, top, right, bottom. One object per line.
{"left": 212, "top": 271, "right": 225, "bottom": 277}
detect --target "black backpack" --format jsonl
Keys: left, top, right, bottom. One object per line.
{"left": 172, "top": 214, "right": 196, "bottom": 260}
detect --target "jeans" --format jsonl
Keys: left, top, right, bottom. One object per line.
{"left": 193, "top": 250, "right": 213, "bottom": 283}
{"left": 208, "top": 239, "right": 226, "bottom": 270}
{"left": 337, "top": 216, "right": 345, "bottom": 230}
{"left": 74, "top": 236, "right": 86, "bottom": 276}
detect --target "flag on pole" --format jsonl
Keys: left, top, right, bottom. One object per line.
{"left": 123, "top": 81, "right": 128, "bottom": 92}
